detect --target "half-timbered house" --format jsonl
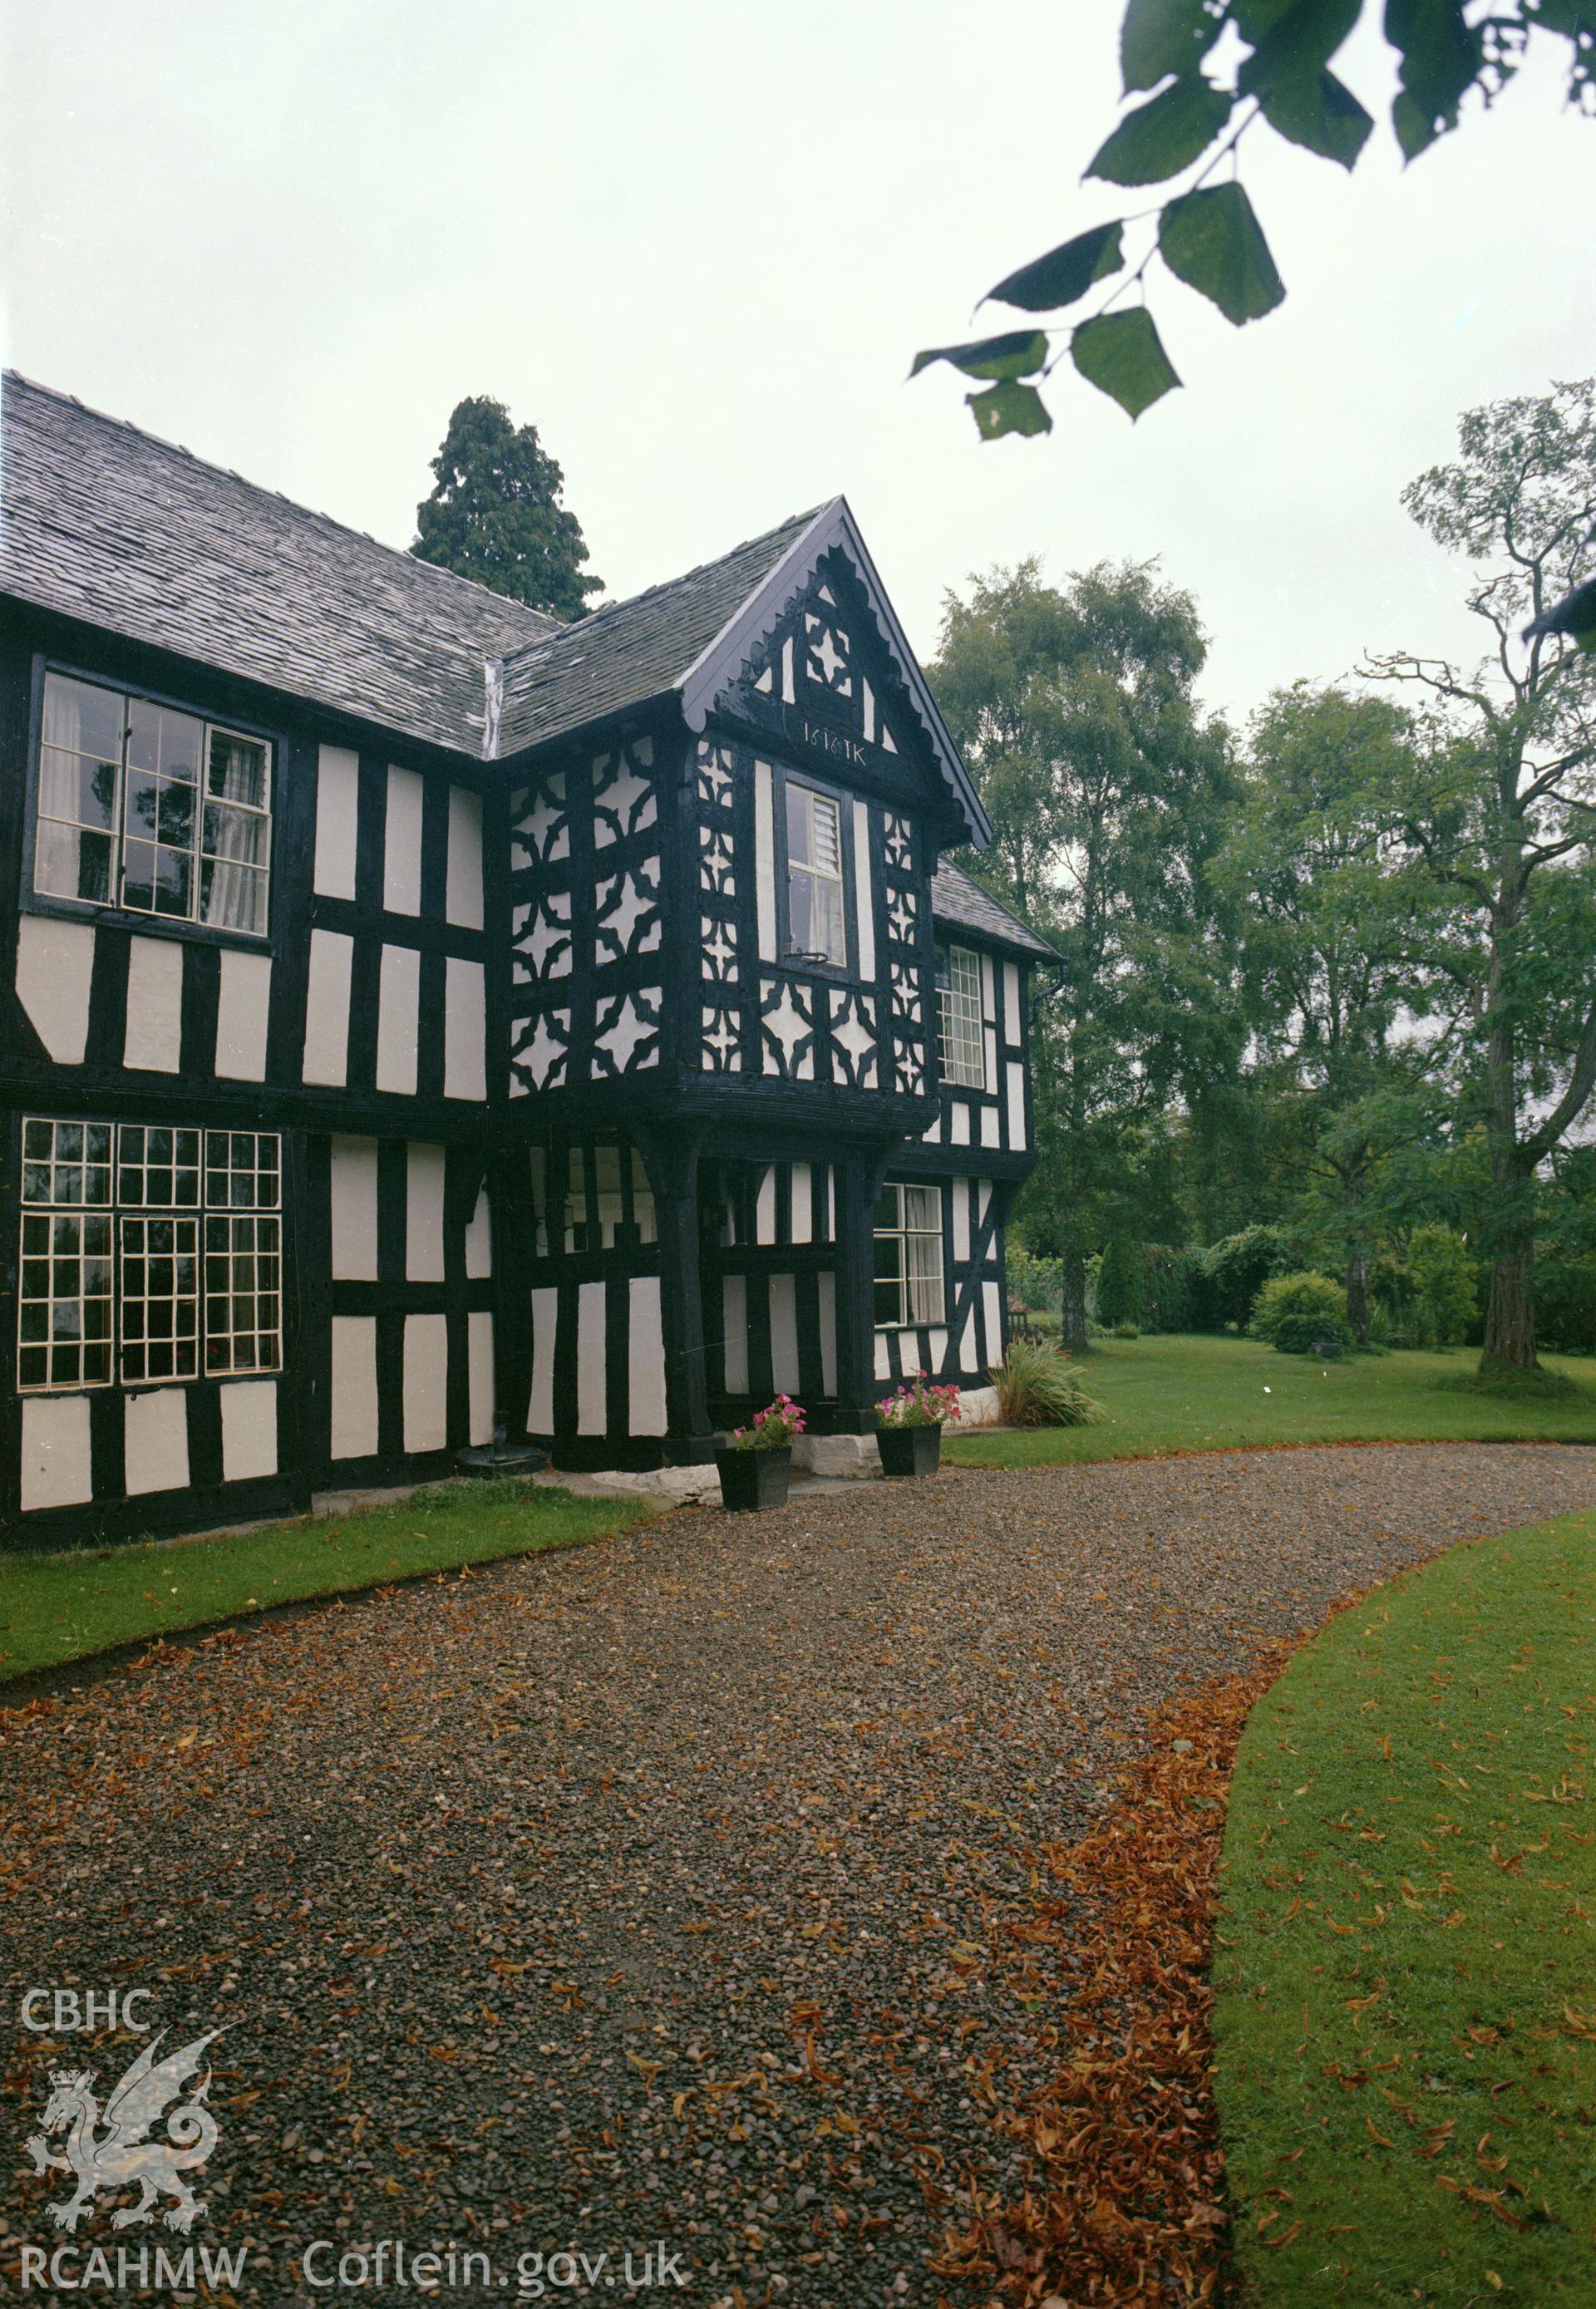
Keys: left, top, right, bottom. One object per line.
{"left": 0, "top": 371, "right": 1052, "bottom": 1543}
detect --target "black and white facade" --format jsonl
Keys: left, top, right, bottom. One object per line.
{"left": 0, "top": 372, "right": 1051, "bottom": 1544}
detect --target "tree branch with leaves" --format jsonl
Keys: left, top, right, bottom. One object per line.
{"left": 912, "top": 0, "right": 1594, "bottom": 438}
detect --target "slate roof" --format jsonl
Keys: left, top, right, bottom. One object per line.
{"left": 930, "top": 860, "right": 1057, "bottom": 958}
{"left": 497, "top": 506, "right": 824, "bottom": 755}
{"left": 0, "top": 369, "right": 558, "bottom": 753}
{"left": 0, "top": 373, "right": 998, "bottom": 857}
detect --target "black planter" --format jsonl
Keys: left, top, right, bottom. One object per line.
{"left": 716, "top": 1445, "right": 791, "bottom": 1511}
{"left": 876, "top": 1424, "right": 942, "bottom": 1479}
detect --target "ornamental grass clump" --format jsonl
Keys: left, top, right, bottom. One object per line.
{"left": 1249, "top": 1270, "right": 1355, "bottom": 1356}
{"left": 876, "top": 1373, "right": 963, "bottom": 1428}
{"left": 991, "top": 1339, "right": 1103, "bottom": 1429}
{"left": 726, "top": 1396, "right": 806, "bottom": 1449}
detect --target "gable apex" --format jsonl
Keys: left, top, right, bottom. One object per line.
{"left": 676, "top": 497, "right": 990, "bottom": 847}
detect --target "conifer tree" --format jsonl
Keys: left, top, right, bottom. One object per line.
{"left": 412, "top": 396, "right": 600, "bottom": 619}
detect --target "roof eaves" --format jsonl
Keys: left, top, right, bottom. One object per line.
{"left": 676, "top": 495, "right": 991, "bottom": 849}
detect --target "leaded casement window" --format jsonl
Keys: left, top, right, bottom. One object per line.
{"left": 873, "top": 1182, "right": 945, "bottom": 1328}
{"left": 34, "top": 671, "right": 272, "bottom": 935}
{"left": 936, "top": 943, "right": 986, "bottom": 1088}
{"left": 784, "top": 780, "right": 847, "bottom": 967}
{"left": 17, "top": 1118, "right": 282, "bottom": 1391}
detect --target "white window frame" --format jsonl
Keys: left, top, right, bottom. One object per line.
{"left": 783, "top": 778, "right": 849, "bottom": 969}
{"left": 33, "top": 669, "right": 273, "bottom": 938}
{"left": 17, "top": 1116, "right": 282, "bottom": 1391}
{"left": 874, "top": 1181, "right": 945, "bottom": 1329}
{"left": 936, "top": 943, "right": 987, "bottom": 1088}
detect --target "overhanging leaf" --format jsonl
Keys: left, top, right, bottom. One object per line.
{"left": 1086, "top": 77, "right": 1234, "bottom": 186}
{"left": 1235, "top": 0, "right": 1362, "bottom": 89}
{"left": 1121, "top": 0, "right": 1225, "bottom": 92}
{"left": 911, "top": 330, "right": 1050, "bottom": 382}
{"left": 966, "top": 380, "right": 1053, "bottom": 441}
{"left": 1387, "top": 0, "right": 1483, "bottom": 157}
{"left": 1257, "top": 65, "right": 1375, "bottom": 165}
{"left": 987, "top": 223, "right": 1126, "bottom": 314}
{"left": 1071, "top": 309, "right": 1182, "bottom": 420}
{"left": 1158, "top": 183, "right": 1286, "bottom": 325}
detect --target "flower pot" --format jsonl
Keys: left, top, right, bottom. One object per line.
{"left": 877, "top": 1424, "right": 942, "bottom": 1479}
{"left": 716, "top": 1445, "right": 791, "bottom": 1511}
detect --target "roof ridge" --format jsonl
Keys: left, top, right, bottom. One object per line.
{"left": 1, "top": 367, "right": 563, "bottom": 640}
{"left": 500, "top": 501, "right": 830, "bottom": 674}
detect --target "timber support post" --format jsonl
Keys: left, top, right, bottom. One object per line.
{"left": 634, "top": 1125, "right": 716, "bottom": 1460}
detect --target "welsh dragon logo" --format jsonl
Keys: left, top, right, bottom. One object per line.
{"left": 25, "top": 2030, "right": 221, "bottom": 2233}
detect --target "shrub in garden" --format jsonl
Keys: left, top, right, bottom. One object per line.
{"left": 991, "top": 1340, "right": 1103, "bottom": 1427}
{"left": 1007, "top": 1246, "right": 1065, "bottom": 1317}
{"left": 1534, "top": 1252, "right": 1596, "bottom": 1355}
{"left": 1192, "top": 1226, "right": 1288, "bottom": 1332}
{"left": 1096, "top": 1235, "right": 1144, "bottom": 1330}
{"left": 1250, "top": 1271, "right": 1355, "bottom": 1356}
{"left": 1141, "top": 1243, "right": 1200, "bottom": 1333}
{"left": 1112, "top": 1322, "right": 1140, "bottom": 1340}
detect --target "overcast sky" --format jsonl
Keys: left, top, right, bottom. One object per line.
{"left": 2, "top": 1, "right": 1589, "bottom": 726}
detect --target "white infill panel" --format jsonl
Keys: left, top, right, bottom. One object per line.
{"left": 628, "top": 1278, "right": 667, "bottom": 1435}
{"left": 125, "top": 1387, "right": 190, "bottom": 1496}
{"left": 329, "top": 1137, "right": 379, "bottom": 1280}
{"left": 402, "top": 1315, "right": 447, "bottom": 1453}
{"left": 722, "top": 1275, "right": 749, "bottom": 1394}
{"left": 303, "top": 930, "right": 353, "bottom": 1086}
{"left": 21, "top": 1396, "right": 93, "bottom": 1511}
{"left": 852, "top": 800, "right": 875, "bottom": 981}
{"left": 16, "top": 917, "right": 95, "bottom": 1064}
{"left": 330, "top": 1316, "right": 379, "bottom": 1459}
{"left": 313, "top": 744, "right": 360, "bottom": 898}
{"left": 790, "top": 1162, "right": 813, "bottom": 1244}
{"left": 953, "top": 1177, "right": 972, "bottom": 1263}
{"left": 528, "top": 1287, "right": 559, "bottom": 1433}
{"left": 576, "top": 1280, "right": 606, "bottom": 1434}
{"left": 220, "top": 1380, "right": 278, "bottom": 1480}
{"left": 123, "top": 936, "right": 183, "bottom": 1072}
{"left": 467, "top": 1310, "right": 495, "bottom": 1445}
{"left": 770, "top": 1274, "right": 800, "bottom": 1396}
{"left": 384, "top": 766, "right": 425, "bottom": 913}
{"left": 465, "top": 1187, "right": 493, "bottom": 1278}
{"left": 1007, "top": 1060, "right": 1027, "bottom": 1150}
{"left": 377, "top": 944, "right": 421, "bottom": 1095}
{"left": 446, "top": 786, "right": 485, "bottom": 928}
{"left": 215, "top": 949, "right": 271, "bottom": 1081}
{"left": 406, "top": 1143, "right": 446, "bottom": 1282}
{"left": 817, "top": 1271, "right": 837, "bottom": 1396}
{"left": 444, "top": 958, "right": 487, "bottom": 1100}
{"left": 753, "top": 761, "right": 777, "bottom": 962}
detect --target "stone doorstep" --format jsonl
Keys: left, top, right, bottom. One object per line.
{"left": 266, "top": 1387, "right": 1005, "bottom": 1526}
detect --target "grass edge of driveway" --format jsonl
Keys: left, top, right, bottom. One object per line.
{"left": 1212, "top": 1503, "right": 1596, "bottom": 2303}
{"left": 0, "top": 1477, "right": 659, "bottom": 1691}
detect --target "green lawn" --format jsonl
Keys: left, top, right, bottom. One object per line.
{"left": 945, "top": 1332, "right": 1596, "bottom": 1467}
{"left": 1214, "top": 1508, "right": 1596, "bottom": 2303}
{"left": 0, "top": 1479, "right": 654, "bottom": 1689}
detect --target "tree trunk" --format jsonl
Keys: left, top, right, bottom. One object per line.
{"left": 1345, "top": 1238, "right": 1370, "bottom": 1349}
{"left": 1482, "top": 1228, "right": 1538, "bottom": 1371}
{"left": 1060, "top": 1250, "right": 1089, "bottom": 1353}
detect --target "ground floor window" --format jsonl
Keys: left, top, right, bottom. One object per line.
{"left": 17, "top": 1116, "right": 282, "bottom": 1391}
{"left": 874, "top": 1181, "right": 944, "bottom": 1327}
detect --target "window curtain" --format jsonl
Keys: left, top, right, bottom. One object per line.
{"left": 202, "top": 736, "right": 268, "bottom": 932}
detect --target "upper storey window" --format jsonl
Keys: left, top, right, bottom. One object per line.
{"left": 35, "top": 672, "right": 272, "bottom": 937}
{"left": 784, "top": 780, "right": 847, "bottom": 967}
{"left": 936, "top": 943, "right": 986, "bottom": 1087}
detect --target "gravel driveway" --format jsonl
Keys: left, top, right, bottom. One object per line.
{"left": 4, "top": 1444, "right": 1594, "bottom": 2307}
